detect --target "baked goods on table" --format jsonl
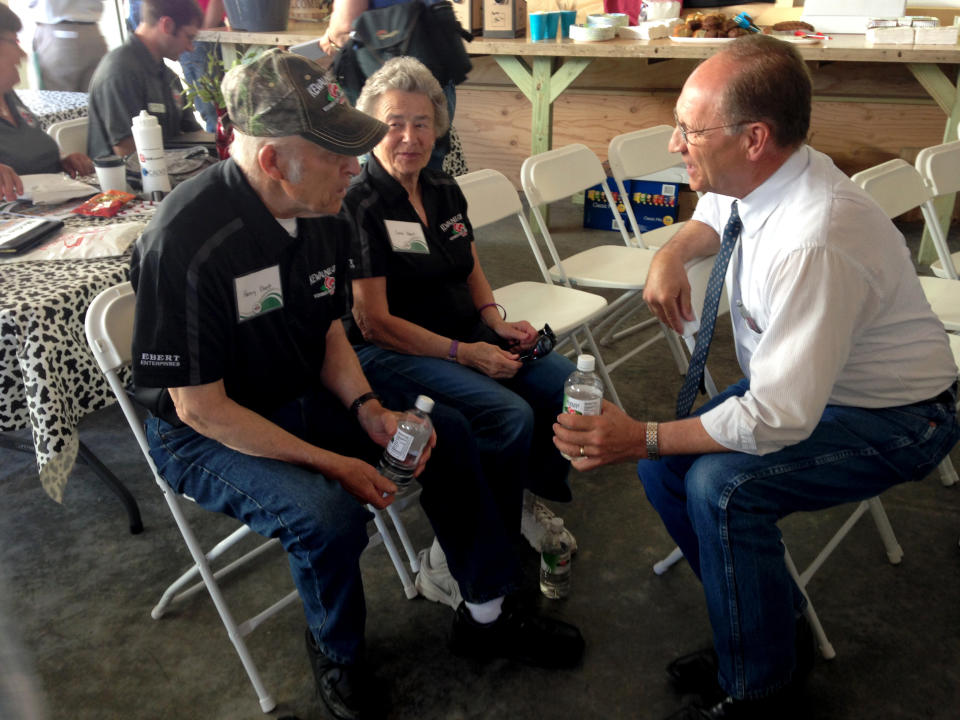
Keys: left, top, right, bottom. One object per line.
{"left": 670, "top": 12, "right": 817, "bottom": 39}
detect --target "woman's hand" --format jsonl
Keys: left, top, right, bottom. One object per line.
{"left": 0, "top": 163, "right": 22, "bottom": 201}
{"left": 492, "top": 319, "right": 538, "bottom": 351}
{"left": 458, "top": 341, "right": 522, "bottom": 379}
{"left": 60, "top": 153, "right": 94, "bottom": 178}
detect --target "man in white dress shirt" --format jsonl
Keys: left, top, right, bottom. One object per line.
{"left": 553, "top": 34, "right": 960, "bottom": 720}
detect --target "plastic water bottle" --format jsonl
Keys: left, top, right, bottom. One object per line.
{"left": 539, "top": 517, "right": 571, "bottom": 599}
{"left": 378, "top": 395, "right": 434, "bottom": 486}
{"left": 560, "top": 354, "right": 604, "bottom": 459}
{"left": 131, "top": 110, "right": 171, "bottom": 198}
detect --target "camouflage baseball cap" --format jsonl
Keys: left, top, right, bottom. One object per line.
{"left": 222, "top": 48, "right": 387, "bottom": 155}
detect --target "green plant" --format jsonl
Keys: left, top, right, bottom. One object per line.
{"left": 183, "top": 46, "right": 266, "bottom": 113}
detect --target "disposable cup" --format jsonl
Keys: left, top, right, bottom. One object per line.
{"left": 93, "top": 155, "right": 127, "bottom": 192}
{"left": 557, "top": 10, "right": 577, "bottom": 38}
{"left": 530, "top": 11, "right": 559, "bottom": 41}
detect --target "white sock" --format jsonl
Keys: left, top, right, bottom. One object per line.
{"left": 429, "top": 536, "right": 446, "bottom": 567}
{"left": 465, "top": 596, "right": 505, "bottom": 624}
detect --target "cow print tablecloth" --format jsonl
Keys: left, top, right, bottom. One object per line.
{"left": 15, "top": 89, "right": 88, "bottom": 132}
{"left": 0, "top": 202, "right": 156, "bottom": 502}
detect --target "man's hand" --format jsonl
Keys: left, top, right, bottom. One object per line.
{"left": 553, "top": 399, "right": 646, "bottom": 471}
{"left": 642, "top": 246, "right": 695, "bottom": 334}
{"left": 459, "top": 341, "right": 522, "bottom": 379}
{"left": 0, "top": 162, "right": 22, "bottom": 201}
{"left": 326, "top": 455, "right": 399, "bottom": 509}
{"left": 60, "top": 153, "right": 94, "bottom": 178}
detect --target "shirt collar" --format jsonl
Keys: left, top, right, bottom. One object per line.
{"left": 359, "top": 152, "right": 438, "bottom": 205}
{"left": 127, "top": 33, "right": 164, "bottom": 74}
{"left": 736, "top": 145, "right": 810, "bottom": 236}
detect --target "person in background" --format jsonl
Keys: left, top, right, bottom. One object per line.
{"left": 320, "top": 0, "right": 456, "bottom": 170}
{"left": 0, "top": 5, "right": 92, "bottom": 200}
{"left": 129, "top": 0, "right": 225, "bottom": 133}
{"left": 87, "top": 0, "right": 202, "bottom": 159}
{"left": 177, "top": 0, "right": 225, "bottom": 132}
{"left": 342, "top": 57, "right": 578, "bottom": 609}
{"left": 553, "top": 34, "right": 960, "bottom": 719}
{"left": 30, "top": 0, "right": 107, "bottom": 92}
{"left": 130, "top": 48, "right": 584, "bottom": 720}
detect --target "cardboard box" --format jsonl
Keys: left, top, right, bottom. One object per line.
{"left": 583, "top": 181, "right": 631, "bottom": 232}
{"left": 453, "top": 0, "right": 483, "bottom": 33}
{"left": 582, "top": 179, "right": 679, "bottom": 233}
{"left": 483, "top": 0, "right": 526, "bottom": 38}
{"left": 629, "top": 179, "right": 679, "bottom": 234}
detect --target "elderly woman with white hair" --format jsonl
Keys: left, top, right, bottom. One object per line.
{"left": 341, "top": 57, "right": 579, "bottom": 606}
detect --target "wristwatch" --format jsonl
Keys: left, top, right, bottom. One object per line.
{"left": 646, "top": 421, "right": 660, "bottom": 461}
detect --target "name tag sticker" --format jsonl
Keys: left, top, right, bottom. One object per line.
{"left": 147, "top": 102, "right": 166, "bottom": 114}
{"left": 235, "top": 265, "right": 283, "bottom": 322}
{"left": 385, "top": 220, "right": 429, "bottom": 254}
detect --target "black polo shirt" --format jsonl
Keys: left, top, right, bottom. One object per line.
{"left": 87, "top": 34, "right": 199, "bottom": 159}
{"left": 130, "top": 158, "right": 350, "bottom": 418}
{"left": 342, "top": 153, "right": 480, "bottom": 345}
{"left": 0, "top": 92, "right": 61, "bottom": 174}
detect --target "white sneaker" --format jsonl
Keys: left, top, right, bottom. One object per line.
{"left": 521, "top": 496, "right": 578, "bottom": 554}
{"left": 415, "top": 539, "right": 463, "bottom": 609}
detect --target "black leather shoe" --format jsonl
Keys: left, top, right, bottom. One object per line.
{"left": 666, "top": 646, "right": 720, "bottom": 696}
{"left": 305, "top": 629, "right": 381, "bottom": 720}
{"left": 450, "top": 596, "right": 585, "bottom": 668}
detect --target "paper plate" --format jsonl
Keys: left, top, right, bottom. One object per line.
{"left": 569, "top": 24, "right": 616, "bottom": 42}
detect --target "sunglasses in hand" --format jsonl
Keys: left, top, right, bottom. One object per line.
{"left": 514, "top": 324, "right": 557, "bottom": 363}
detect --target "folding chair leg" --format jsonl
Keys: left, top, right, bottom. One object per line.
{"left": 653, "top": 546, "right": 684, "bottom": 575}
{"left": 368, "top": 505, "right": 419, "bottom": 599}
{"left": 581, "top": 325, "right": 623, "bottom": 409}
{"left": 866, "top": 497, "right": 903, "bottom": 565}
{"left": 784, "top": 547, "right": 836, "bottom": 660}
{"left": 937, "top": 455, "right": 958, "bottom": 486}
{"left": 386, "top": 502, "right": 420, "bottom": 573}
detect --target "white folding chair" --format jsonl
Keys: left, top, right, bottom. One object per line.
{"left": 851, "top": 158, "right": 960, "bottom": 331}
{"left": 456, "top": 168, "right": 622, "bottom": 406}
{"left": 653, "top": 255, "right": 905, "bottom": 661}
{"left": 47, "top": 116, "right": 89, "bottom": 156}
{"left": 914, "top": 139, "right": 960, "bottom": 280}
{"left": 520, "top": 143, "right": 687, "bottom": 377}
{"left": 84, "top": 282, "right": 421, "bottom": 714}
{"left": 607, "top": 125, "right": 689, "bottom": 250}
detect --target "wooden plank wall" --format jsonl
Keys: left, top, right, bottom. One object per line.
{"left": 454, "top": 3, "right": 959, "bottom": 192}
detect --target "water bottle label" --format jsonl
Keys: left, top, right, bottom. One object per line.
{"left": 386, "top": 428, "right": 415, "bottom": 461}
{"left": 563, "top": 394, "right": 602, "bottom": 416}
{"left": 541, "top": 552, "right": 571, "bottom": 575}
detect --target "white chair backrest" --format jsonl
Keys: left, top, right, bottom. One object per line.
{"left": 84, "top": 282, "right": 158, "bottom": 464}
{"left": 520, "top": 143, "right": 610, "bottom": 206}
{"left": 47, "top": 116, "right": 89, "bottom": 156}
{"left": 456, "top": 168, "right": 522, "bottom": 226}
{"left": 850, "top": 159, "right": 931, "bottom": 219}
{"left": 456, "top": 167, "right": 555, "bottom": 284}
{"left": 915, "top": 139, "right": 960, "bottom": 199}
{"left": 608, "top": 125, "right": 683, "bottom": 181}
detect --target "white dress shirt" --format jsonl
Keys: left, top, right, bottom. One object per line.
{"left": 693, "top": 145, "right": 957, "bottom": 455}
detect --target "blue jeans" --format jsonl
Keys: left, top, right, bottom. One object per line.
{"left": 179, "top": 42, "right": 221, "bottom": 133}
{"left": 639, "top": 377, "right": 960, "bottom": 700}
{"left": 145, "top": 390, "right": 520, "bottom": 664}
{"left": 355, "top": 345, "right": 575, "bottom": 531}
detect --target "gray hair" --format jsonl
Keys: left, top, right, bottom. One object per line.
{"left": 355, "top": 57, "right": 450, "bottom": 138}
{"left": 230, "top": 130, "right": 305, "bottom": 182}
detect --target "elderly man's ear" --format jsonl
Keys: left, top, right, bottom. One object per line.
{"left": 743, "top": 121, "right": 773, "bottom": 161}
{"left": 257, "top": 144, "right": 286, "bottom": 182}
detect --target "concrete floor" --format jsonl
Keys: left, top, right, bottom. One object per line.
{"left": 1, "top": 204, "right": 959, "bottom": 720}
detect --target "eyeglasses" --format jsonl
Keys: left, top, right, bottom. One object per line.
{"left": 673, "top": 109, "right": 751, "bottom": 145}
{"left": 516, "top": 324, "right": 557, "bottom": 363}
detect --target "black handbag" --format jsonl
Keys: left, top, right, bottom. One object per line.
{"left": 332, "top": 0, "right": 472, "bottom": 104}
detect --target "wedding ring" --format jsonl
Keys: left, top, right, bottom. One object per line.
{"left": 579, "top": 445, "right": 586, "bottom": 457}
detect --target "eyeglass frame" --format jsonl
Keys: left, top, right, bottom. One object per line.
{"left": 515, "top": 323, "right": 557, "bottom": 363}
{"left": 672, "top": 109, "right": 753, "bottom": 145}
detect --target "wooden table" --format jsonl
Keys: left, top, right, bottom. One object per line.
{"left": 197, "top": 27, "right": 960, "bottom": 255}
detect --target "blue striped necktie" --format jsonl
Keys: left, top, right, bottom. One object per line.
{"left": 676, "top": 199, "right": 742, "bottom": 419}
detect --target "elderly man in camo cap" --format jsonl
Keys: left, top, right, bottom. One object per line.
{"left": 127, "top": 49, "right": 584, "bottom": 720}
